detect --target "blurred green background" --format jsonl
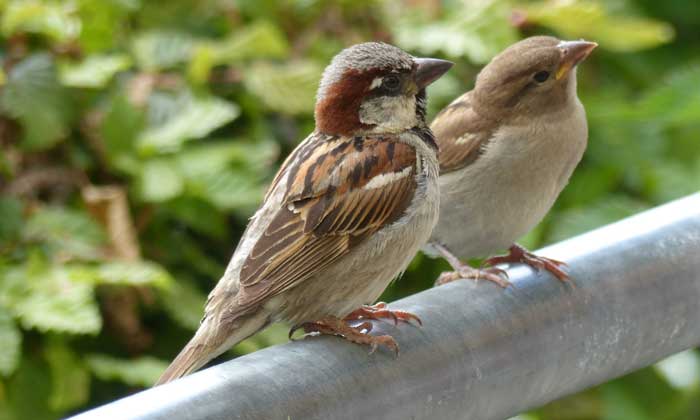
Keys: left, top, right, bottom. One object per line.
{"left": 0, "top": 0, "right": 699, "bottom": 418}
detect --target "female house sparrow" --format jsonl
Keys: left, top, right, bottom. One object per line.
{"left": 156, "top": 42, "right": 452, "bottom": 384}
{"left": 423, "top": 36, "right": 596, "bottom": 286}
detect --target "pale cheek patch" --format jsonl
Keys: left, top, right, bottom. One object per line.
{"left": 363, "top": 166, "right": 413, "bottom": 190}
{"left": 370, "top": 77, "right": 383, "bottom": 90}
{"left": 359, "top": 96, "right": 417, "bottom": 133}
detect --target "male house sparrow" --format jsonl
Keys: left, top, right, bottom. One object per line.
{"left": 423, "top": 36, "right": 596, "bottom": 286}
{"left": 156, "top": 42, "right": 452, "bottom": 384}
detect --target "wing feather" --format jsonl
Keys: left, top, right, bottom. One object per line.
{"left": 431, "top": 91, "right": 497, "bottom": 173}
{"left": 235, "top": 134, "right": 417, "bottom": 312}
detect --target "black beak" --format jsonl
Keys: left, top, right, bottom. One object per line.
{"left": 413, "top": 58, "right": 453, "bottom": 90}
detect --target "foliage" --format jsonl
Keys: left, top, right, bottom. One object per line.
{"left": 0, "top": 0, "right": 698, "bottom": 418}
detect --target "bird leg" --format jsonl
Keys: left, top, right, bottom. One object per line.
{"left": 483, "top": 243, "right": 569, "bottom": 282}
{"left": 433, "top": 243, "right": 510, "bottom": 288}
{"left": 344, "top": 302, "right": 422, "bottom": 326}
{"left": 289, "top": 316, "right": 399, "bottom": 356}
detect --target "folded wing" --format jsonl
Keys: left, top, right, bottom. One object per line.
{"left": 235, "top": 134, "right": 418, "bottom": 315}
{"left": 431, "top": 92, "right": 496, "bottom": 173}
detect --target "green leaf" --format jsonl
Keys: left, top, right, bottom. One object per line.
{"left": 0, "top": 306, "right": 21, "bottom": 377}
{"left": 24, "top": 207, "right": 106, "bottom": 261}
{"left": 425, "top": 72, "right": 463, "bottom": 118}
{"left": 86, "top": 354, "right": 168, "bottom": 387}
{"left": 0, "top": 197, "right": 23, "bottom": 243}
{"left": 644, "top": 162, "right": 700, "bottom": 204}
{"left": 139, "top": 159, "right": 184, "bottom": 202}
{"left": 243, "top": 61, "right": 322, "bottom": 115}
{"left": 160, "top": 279, "right": 206, "bottom": 330}
{"left": 557, "top": 166, "right": 621, "bottom": 209}
{"left": 45, "top": 339, "right": 90, "bottom": 412}
{"left": 232, "top": 323, "right": 289, "bottom": 355}
{"left": 152, "top": 230, "right": 224, "bottom": 279}
{"left": 533, "top": 388, "right": 602, "bottom": 419}
{"left": 548, "top": 196, "right": 649, "bottom": 243}
{"left": 636, "top": 65, "right": 700, "bottom": 125}
{"left": 1, "top": 0, "right": 80, "bottom": 41}
{"left": 394, "top": 0, "right": 518, "bottom": 63}
{"left": 2, "top": 264, "right": 101, "bottom": 335}
{"left": 521, "top": 0, "right": 674, "bottom": 52}
{"left": 176, "top": 143, "right": 255, "bottom": 177}
{"left": 188, "top": 21, "right": 289, "bottom": 83}
{"left": 190, "top": 169, "right": 264, "bottom": 210}
{"left": 228, "top": 139, "right": 280, "bottom": 172}
{"left": 175, "top": 139, "right": 278, "bottom": 178}
{"left": 139, "top": 139, "right": 277, "bottom": 212}
{"left": 585, "top": 121, "right": 665, "bottom": 186}
{"left": 75, "top": 0, "right": 136, "bottom": 52}
{"left": 93, "top": 261, "right": 173, "bottom": 289}
{"left": 0, "top": 54, "right": 71, "bottom": 150}
{"left": 210, "top": 20, "right": 289, "bottom": 63}
{"left": 601, "top": 368, "right": 679, "bottom": 420}
{"left": 3, "top": 356, "right": 53, "bottom": 420}
{"left": 160, "top": 198, "right": 228, "bottom": 239}
{"left": 188, "top": 43, "right": 216, "bottom": 85}
{"left": 138, "top": 94, "right": 240, "bottom": 153}
{"left": 132, "top": 30, "right": 195, "bottom": 71}
{"left": 101, "top": 94, "right": 145, "bottom": 174}
{"left": 0, "top": 382, "right": 12, "bottom": 420}
{"left": 59, "top": 55, "right": 132, "bottom": 88}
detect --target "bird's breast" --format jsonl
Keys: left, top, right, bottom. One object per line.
{"left": 432, "top": 103, "right": 587, "bottom": 258}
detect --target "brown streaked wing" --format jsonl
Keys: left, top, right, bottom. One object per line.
{"left": 431, "top": 91, "right": 496, "bottom": 174}
{"left": 236, "top": 135, "right": 417, "bottom": 312}
{"left": 262, "top": 133, "right": 331, "bottom": 203}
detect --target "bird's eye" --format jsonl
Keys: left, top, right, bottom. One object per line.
{"left": 383, "top": 75, "right": 401, "bottom": 91}
{"left": 533, "top": 71, "right": 550, "bottom": 83}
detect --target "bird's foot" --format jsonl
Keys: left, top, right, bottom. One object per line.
{"left": 435, "top": 265, "right": 510, "bottom": 288}
{"left": 432, "top": 243, "right": 510, "bottom": 288}
{"left": 289, "top": 316, "right": 399, "bottom": 356}
{"left": 344, "top": 302, "right": 422, "bottom": 326}
{"left": 483, "top": 243, "right": 569, "bottom": 282}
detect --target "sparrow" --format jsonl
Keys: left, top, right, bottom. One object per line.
{"left": 423, "top": 36, "right": 597, "bottom": 287}
{"left": 156, "top": 42, "right": 453, "bottom": 384}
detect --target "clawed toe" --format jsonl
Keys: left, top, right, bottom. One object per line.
{"left": 435, "top": 266, "right": 510, "bottom": 288}
{"left": 368, "top": 335, "right": 399, "bottom": 357}
{"left": 353, "top": 320, "right": 374, "bottom": 333}
{"left": 484, "top": 244, "right": 570, "bottom": 282}
{"left": 344, "top": 302, "right": 422, "bottom": 326}
{"left": 435, "top": 271, "right": 461, "bottom": 286}
{"left": 289, "top": 316, "right": 400, "bottom": 356}
{"left": 471, "top": 267, "right": 511, "bottom": 288}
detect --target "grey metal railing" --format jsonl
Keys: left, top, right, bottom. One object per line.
{"left": 70, "top": 193, "right": 700, "bottom": 420}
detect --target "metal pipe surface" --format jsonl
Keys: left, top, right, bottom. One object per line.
{"left": 70, "top": 194, "right": 700, "bottom": 420}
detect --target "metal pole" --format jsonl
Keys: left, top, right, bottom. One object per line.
{"left": 70, "top": 194, "right": 700, "bottom": 420}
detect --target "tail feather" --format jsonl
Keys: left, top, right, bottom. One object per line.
{"left": 155, "top": 312, "right": 269, "bottom": 386}
{"left": 156, "top": 338, "right": 212, "bottom": 385}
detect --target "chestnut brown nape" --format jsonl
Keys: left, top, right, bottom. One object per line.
{"left": 314, "top": 68, "right": 382, "bottom": 136}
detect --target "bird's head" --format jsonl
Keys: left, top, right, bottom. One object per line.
{"left": 473, "top": 36, "right": 597, "bottom": 119}
{"left": 315, "top": 42, "right": 453, "bottom": 136}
